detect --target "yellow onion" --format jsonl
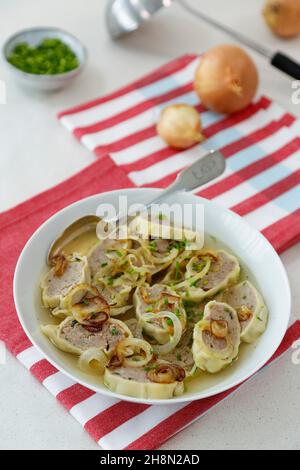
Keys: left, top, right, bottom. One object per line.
{"left": 263, "top": 0, "right": 300, "bottom": 38}
{"left": 156, "top": 104, "right": 204, "bottom": 149}
{"left": 194, "top": 45, "right": 259, "bottom": 115}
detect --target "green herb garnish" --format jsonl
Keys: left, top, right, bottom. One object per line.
{"left": 149, "top": 241, "right": 157, "bottom": 252}
{"left": 175, "top": 261, "right": 181, "bottom": 280}
{"left": 175, "top": 309, "right": 181, "bottom": 318}
{"left": 170, "top": 240, "right": 187, "bottom": 251}
{"left": 8, "top": 38, "right": 79, "bottom": 75}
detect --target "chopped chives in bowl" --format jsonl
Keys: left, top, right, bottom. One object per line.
{"left": 8, "top": 38, "right": 79, "bottom": 75}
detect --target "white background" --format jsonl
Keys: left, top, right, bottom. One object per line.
{"left": 0, "top": 0, "right": 299, "bottom": 450}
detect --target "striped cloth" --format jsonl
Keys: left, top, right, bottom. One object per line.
{"left": 1, "top": 55, "right": 300, "bottom": 451}
{"left": 59, "top": 55, "right": 300, "bottom": 252}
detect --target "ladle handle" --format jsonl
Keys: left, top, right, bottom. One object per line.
{"left": 271, "top": 52, "right": 300, "bottom": 80}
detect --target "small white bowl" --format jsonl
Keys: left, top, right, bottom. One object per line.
{"left": 3, "top": 27, "right": 87, "bottom": 91}
{"left": 14, "top": 188, "right": 291, "bottom": 405}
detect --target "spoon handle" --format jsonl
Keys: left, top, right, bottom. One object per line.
{"left": 109, "top": 150, "right": 225, "bottom": 233}
{"left": 98, "top": 150, "right": 226, "bottom": 239}
{"left": 144, "top": 150, "right": 226, "bottom": 207}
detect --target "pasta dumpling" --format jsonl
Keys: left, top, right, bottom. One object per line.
{"left": 221, "top": 280, "right": 268, "bottom": 344}
{"left": 164, "top": 249, "right": 240, "bottom": 301}
{"left": 104, "top": 360, "right": 185, "bottom": 399}
{"left": 87, "top": 239, "right": 131, "bottom": 281}
{"left": 193, "top": 301, "right": 241, "bottom": 373}
{"left": 41, "top": 254, "right": 90, "bottom": 309}
{"left": 41, "top": 316, "right": 132, "bottom": 375}
{"left": 134, "top": 284, "right": 187, "bottom": 345}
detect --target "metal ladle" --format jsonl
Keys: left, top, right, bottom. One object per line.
{"left": 105, "top": 0, "right": 300, "bottom": 80}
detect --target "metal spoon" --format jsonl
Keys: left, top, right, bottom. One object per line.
{"left": 47, "top": 215, "right": 100, "bottom": 265}
{"left": 47, "top": 150, "right": 225, "bottom": 263}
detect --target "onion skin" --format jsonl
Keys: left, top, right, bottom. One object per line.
{"left": 194, "top": 45, "right": 259, "bottom": 115}
{"left": 157, "top": 104, "right": 204, "bottom": 149}
{"left": 263, "top": 0, "right": 300, "bottom": 38}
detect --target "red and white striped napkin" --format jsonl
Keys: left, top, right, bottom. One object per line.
{"left": 1, "top": 55, "right": 300, "bottom": 450}
{"left": 59, "top": 54, "right": 300, "bottom": 252}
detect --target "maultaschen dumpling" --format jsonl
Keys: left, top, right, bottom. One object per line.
{"left": 164, "top": 250, "right": 240, "bottom": 301}
{"left": 41, "top": 316, "right": 132, "bottom": 356}
{"left": 104, "top": 360, "right": 186, "bottom": 399}
{"left": 221, "top": 280, "right": 268, "bottom": 344}
{"left": 41, "top": 254, "right": 90, "bottom": 308}
{"left": 134, "top": 284, "right": 187, "bottom": 344}
{"left": 193, "top": 301, "right": 241, "bottom": 373}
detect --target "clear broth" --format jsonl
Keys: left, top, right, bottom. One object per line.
{"left": 37, "top": 231, "right": 262, "bottom": 396}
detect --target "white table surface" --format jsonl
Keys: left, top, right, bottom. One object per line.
{"left": 0, "top": 0, "right": 299, "bottom": 450}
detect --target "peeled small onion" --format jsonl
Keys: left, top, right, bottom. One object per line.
{"left": 194, "top": 45, "right": 259, "bottom": 115}
{"left": 156, "top": 104, "right": 204, "bottom": 149}
{"left": 263, "top": 0, "right": 300, "bottom": 38}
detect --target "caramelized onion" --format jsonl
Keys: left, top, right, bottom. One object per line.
{"left": 237, "top": 305, "right": 253, "bottom": 322}
{"left": 51, "top": 254, "right": 68, "bottom": 277}
{"left": 82, "top": 312, "right": 110, "bottom": 332}
{"left": 211, "top": 320, "right": 228, "bottom": 339}
{"left": 147, "top": 363, "right": 186, "bottom": 384}
{"left": 72, "top": 288, "right": 110, "bottom": 327}
{"left": 108, "top": 355, "right": 123, "bottom": 369}
{"left": 197, "top": 250, "right": 219, "bottom": 262}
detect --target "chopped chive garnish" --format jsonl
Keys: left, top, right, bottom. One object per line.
{"left": 8, "top": 38, "right": 79, "bottom": 75}
{"left": 149, "top": 241, "right": 157, "bottom": 252}
{"left": 175, "top": 261, "right": 181, "bottom": 279}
